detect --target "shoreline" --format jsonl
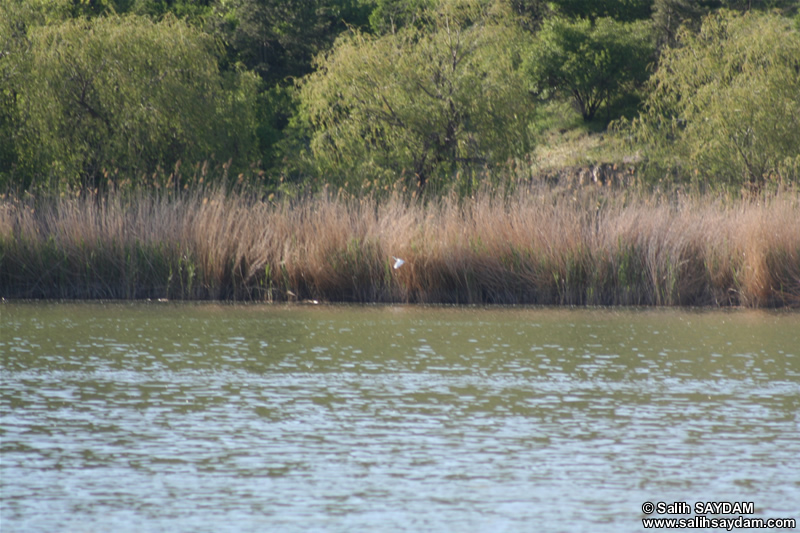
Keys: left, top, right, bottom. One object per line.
{"left": 2, "top": 187, "right": 799, "bottom": 307}
{"left": 4, "top": 298, "right": 800, "bottom": 313}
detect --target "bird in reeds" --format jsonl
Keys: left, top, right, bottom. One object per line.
{"left": 392, "top": 256, "right": 405, "bottom": 269}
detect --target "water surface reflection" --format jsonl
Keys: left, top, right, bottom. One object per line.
{"left": 2, "top": 303, "right": 799, "bottom": 532}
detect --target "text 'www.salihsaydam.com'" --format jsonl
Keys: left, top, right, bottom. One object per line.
{"left": 640, "top": 501, "right": 796, "bottom": 530}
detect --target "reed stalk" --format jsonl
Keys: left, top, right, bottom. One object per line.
{"left": 2, "top": 187, "right": 798, "bottom": 306}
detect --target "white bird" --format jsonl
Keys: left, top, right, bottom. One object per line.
{"left": 392, "top": 256, "right": 405, "bottom": 269}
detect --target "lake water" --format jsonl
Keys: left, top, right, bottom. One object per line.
{"left": 2, "top": 302, "right": 799, "bottom": 532}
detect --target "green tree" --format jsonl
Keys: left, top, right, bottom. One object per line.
{"left": 209, "top": 0, "right": 373, "bottom": 171}
{"left": 549, "top": 0, "right": 653, "bottom": 21}
{"left": 650, "top": 0, "right": 719, "bottom": 49}
{"left": 6, "top": 14, "right": 259, "bottom": 191}
{"left": 629, "top": 11, "right": 800, "bottom": 188}
{"left": 299, "top": 0, "right": 534, "bottom": 190}
{"left": 719, "top": 0, "right": 799, "bottom": 15}
{"left": 66, "top": 0, "right": 125, "bottom": 16}
{"left": 0, "top": 0, "right": 75, "bottom": 184}
{"left": 55, "top": 0, "right": 215, "bottom": 21}
{"left": 126, "top": 0, "right": 216, "bottom": 22}
{"left": 525, "top": 16, "right": 654, "bottom": 121}
{"left": 215, "top": 0, "right": 372, "bottom": 85}
{"left": 367, "top": 0, "right": 436, "bottom": 34}
{"left": 503, "top": 0, "right": 555, "bottom": 31}
{"left": 651, "top": 0, "right": 799, "bottom": 50}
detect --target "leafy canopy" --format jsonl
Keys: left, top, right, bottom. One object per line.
{"left": 300, "top": 0, "right": 535, "bottom": 190}
{"left": 367, "top": 0, "right": 437, "bottom": 34}
{"left": 525, "top": 16, "right": 654, "bottom": 121}
{"left": 629, "top": 10, "right": 800, "bottom": 188}
{"left": 215, "top": 0, "right": 372, "bottom": 85}
{"left": 549, "top": 0, "right": 653, "bottom": 21}
{"left": 5, "top": 13, "right": 259, "bottom": 191}
{"left": 649, "top": 0, "right": 798, "bottom": 50}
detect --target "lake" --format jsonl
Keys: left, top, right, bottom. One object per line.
{"left": 2, "top": 302, "right": 799, "bottom": 532}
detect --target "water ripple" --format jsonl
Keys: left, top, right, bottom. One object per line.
{"left": 2, "top": 303, "right": 799, "bottom": 532}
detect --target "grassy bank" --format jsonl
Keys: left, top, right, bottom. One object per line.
{"left": 1, "top": 187, "right": 799, "bottom": 306}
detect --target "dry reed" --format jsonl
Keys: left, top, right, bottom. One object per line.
{"left": 2, "top": 187, "right": 799, "bottom": 306}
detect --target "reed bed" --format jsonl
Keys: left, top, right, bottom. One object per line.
{"left": 1, "top": 187, "right": 799, "bottom": 306}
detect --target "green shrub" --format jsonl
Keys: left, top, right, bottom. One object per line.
{"left": 299, "top": 0, "right": 535, "bottom": 191}
{"left": 524, "top": 16, "right": 654, "bottom": 122}
{"left": 3, "top": 14, "right": 259, "bottom": 192}
{"left": 549, "top": 0, "right": 654, "bottom": 22}
{"left": 629, "top": 11, "right": 800, "bottom": 189}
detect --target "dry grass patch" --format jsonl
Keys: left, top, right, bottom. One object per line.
{"left": 2, "top": 187, "right": 798, "bottom": 306}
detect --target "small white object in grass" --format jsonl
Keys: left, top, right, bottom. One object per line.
{"left": 392, "top": 256, "right": 405, "bottom": 269}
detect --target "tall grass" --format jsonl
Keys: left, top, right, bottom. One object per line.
{"left": 2, "top": 186, "right": 799, "bottom": 306}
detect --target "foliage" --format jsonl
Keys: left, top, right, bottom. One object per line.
{"left": 549, "top": 0, "right": 654, "bottom": 21}
{"left": 60, "top": 0, "right": 215, "bottom": 22}
{"left": 719, "top": 0, "right": 799, "bottom": 14}
{"left": 125, "top": 0, "right": 216, "bottom": 22}
{"left": 501, "top": 0, "right": 555, "bottom": 31}
{"left": 367, "top": 0, "right": 437, "bottom": 34}
{"left": 4, "top": 14, "right": 259, "bottom": 192}
{"left": 299, "top": 0, "right": 534, "bottom": 191}
{"left": 525, "top": 16, "right": 655, "bottom": 122}
{"left": 628, "top": 11, "right": 800, "bottom": 188}
{"left": 650, "top": 0, "right": 720, "bottom": 49}
{"left": 0, "top": 1, "right": 74, "bottom": 184}
{"left": 214, "top": 0, "right": 373, "bottom": 85}
{"left": 4, "top": 0, "right": 798, "bottom": 196}
{"left": 651, "top": 0, "right": 799, "bottom": 49}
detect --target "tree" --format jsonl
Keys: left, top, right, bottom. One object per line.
{"left": 215, "top": 0, "right": 372, "bottom": 85}
{"left": 549, "top": 0, "right": 654, "bottom": 21}
{"left": 299, "top": 0, "right": 534, "bottom": 190}
{"left": 650, "top": 0, "right": 719, "bottom": 49}
{"left": 208, "top": 0, "right": 373, "bottom": 171}
{"left": 502, "top": 0, "right": 555, "bottom": 32}
{"left": 125, "top": 0, "right": 216, "bottom": 23}
{"left": 718, "top": 0, "right": 799, "bottom": 15}
{"left": 44, "top": 0, "right": 216, "bottom": 21}
{"left": 6, "top": 14, "right": 259, "bottom": 191}
{"left": 525, "top": 16, "right": 654, "bottom": 121}
{"left": 651, "top": 0, "right": 799, "bottom": 50}
{"left": 629, "top": 11, "right": 800, "bottom": 188}
{"left": 367, "top": 0, "right": 436, "bottom": 34}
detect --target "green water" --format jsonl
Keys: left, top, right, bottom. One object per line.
{"left": 2, "top": 302, "right": 799, "bottom": 532}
